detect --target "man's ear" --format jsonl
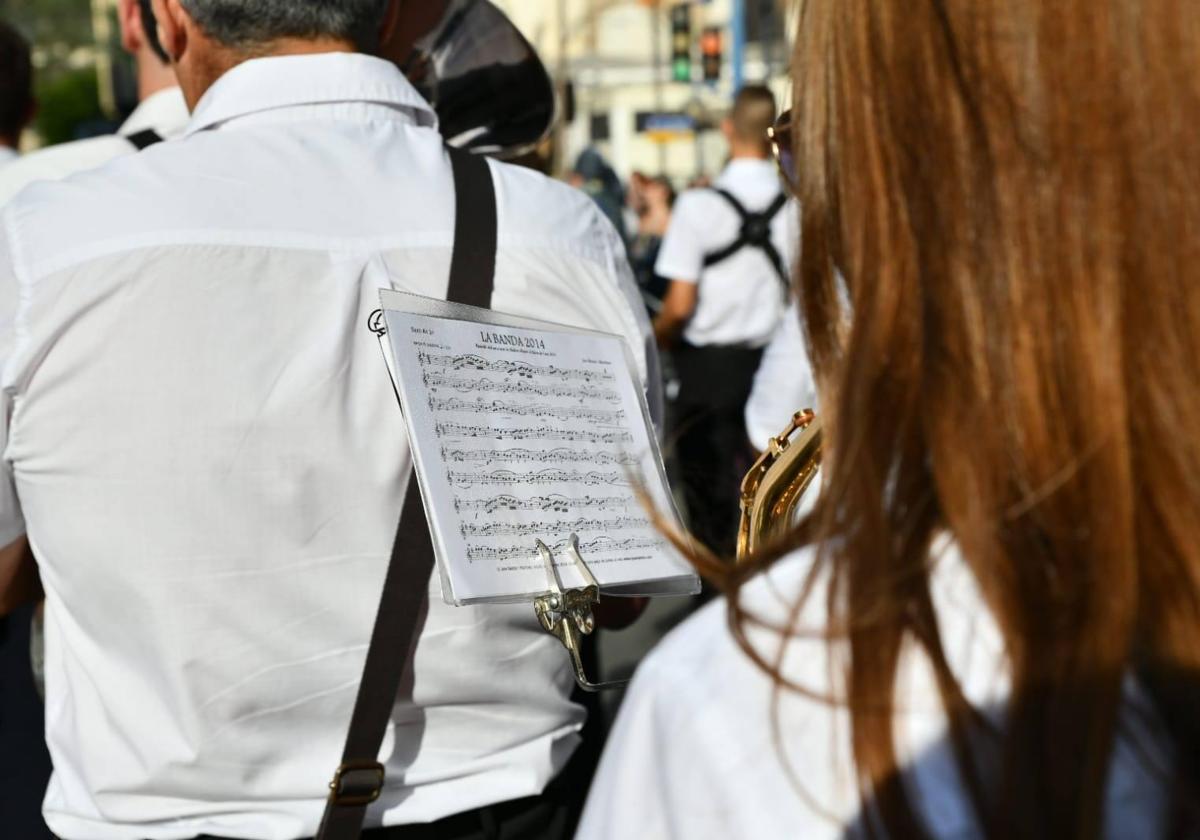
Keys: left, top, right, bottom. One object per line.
{"left": 150, "top": 0, "right": 188, "bottom": 63}
{"left": 116, "top": 0, "right": 143, "bottom": 54}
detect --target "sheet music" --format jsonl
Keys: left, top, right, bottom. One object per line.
{"left": 382, "top": 297, "right": 696, "bottom": 605}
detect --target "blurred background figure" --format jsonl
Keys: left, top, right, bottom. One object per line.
{"left": 568, "top": 145, "right": 629, "bottom": 242}
{"left": 652, "top": 84, "right": 797, "bottom": 558}
{"left": 0, "top": 0, "right": 185, "bottom": 206}
{"left": 0, "top": 17, "right": 48, "bottom": 839}
{"left": 0, "top": 19, "right": 34, "bottom": 168}
{"left": 743, "top": 301, "right": 817, "bottom": 450}
{"left": 626, "top": 171, "right": 675, "bottom": 317}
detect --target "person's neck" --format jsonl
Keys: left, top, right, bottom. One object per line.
{"left": 729, "top": 149, "right": 770, "bottom": 163}
{"left": 181, "top": 38, "right": 357, "bottom": 110}
{"left": 136, "top": 53, "right": 179, "bottom": 102}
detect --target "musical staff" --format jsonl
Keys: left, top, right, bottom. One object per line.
{"left": 467, "top": 535, "right": 664, "bottom": 564}
{"left": 441, "top": 446, "right": 639, "bottom": 467}
{"left": 453, "top": 494, "right": 631, "bottom": 514}
{"left": 422, "top": 372, "right": 620, "bottom": 404}
{"left": 447, "top": 469, "right": 629, "bottom": 489}
{"left": 428, "top": 397, "right": 625, "bottom": 425}
{"left": 460, "top": 516, "right": 649, "bottom": 539}
{"left": 434, "top": 422, "right": 634, "bottom": 446}
{"left": 418, "top": 352, "right": 616, "bottom": 384}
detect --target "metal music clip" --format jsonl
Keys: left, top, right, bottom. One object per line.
{"left": 533, "top": 534, "right": 627, "bottom": 693}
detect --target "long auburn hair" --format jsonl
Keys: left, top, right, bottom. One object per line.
{"left": 691, "top": 1, "right": 1200, "bottom": 836}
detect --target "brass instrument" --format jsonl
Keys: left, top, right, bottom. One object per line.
{"left": 737, "top": 410, "right": 823, "bottom": 562}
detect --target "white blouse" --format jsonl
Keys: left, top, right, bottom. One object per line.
{"left": 578, "top": 541, "right": 1173, "bottom": 839}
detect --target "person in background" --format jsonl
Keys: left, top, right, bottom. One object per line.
{"left": 568, "top": 145, "right": 628, "bottom": 243}
{"left": 0, "top": 19, "right": 33, "bottom": 169}
{"left": 0, "top": 0, "right": 186, "bottom": 205}
{"left": 653, "top": 85, "right": 797, "bottom": 557}
{"left": 579, "top": 0, "right": 1200, "bottom": 837}
{"left": 743, "top": 301, "right": 817, "bottom": 450}
{"left": 626, "top": 172, "right": 675, "bottom": 317}
{"left": 0, "top": 17, "right": 47, "bottom": 839}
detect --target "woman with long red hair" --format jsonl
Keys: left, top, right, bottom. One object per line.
{"left": 577, "top": 1, "right": 1200, "bottom": 837}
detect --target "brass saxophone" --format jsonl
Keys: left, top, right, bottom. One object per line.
{"left": 736, "top": 410, "right": 823, "bottom": 562}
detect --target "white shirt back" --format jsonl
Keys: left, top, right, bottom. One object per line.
{"left": 654, "top": 159, "right": 797, "bottom": 348}
{"left": 0, "top": 87, "right": 189, "bottom": 207}
{"left": 578, "top": 542, "right": 1174, "bottom": 839}
{"left": 0, "top": 53, "right": 657, "bottom": 840}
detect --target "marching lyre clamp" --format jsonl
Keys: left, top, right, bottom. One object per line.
{"left": 533, "top": 534, "right": 628, "bottom": 693}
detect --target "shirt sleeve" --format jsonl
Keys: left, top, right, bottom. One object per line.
{"left": 595, "top": 201, "right": 667, "bottom": 435}
{"left": 0, "top": 211, "right": 26, "bottom": 545}
{"left": 653, "top": 192, "right": 707, "bottom": 284}
{"left": 745, "top": 303, "right": 818, "bottom": 449}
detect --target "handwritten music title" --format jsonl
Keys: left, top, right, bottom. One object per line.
{"left": 480, "top": 331, "right": 547, "bottom": 350}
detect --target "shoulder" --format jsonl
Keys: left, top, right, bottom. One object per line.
{"left": 624, "top": 548, "right": 839, "bottom": 758}
{"left": 489, "top": 159, "right": 624, "bottom": 266}
{"left": 0, "top": 135, "right": 133, "bottom": 208}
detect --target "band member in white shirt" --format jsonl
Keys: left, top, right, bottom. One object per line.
{"left": 0, "top": 0, "right": 188, "bottom": 206}
{"left": 653, "top": 85, "right": 798, "bottom": 556}
{"left": 0, "top": 1, "right": 657, "bottom": 838}
{"left": 0, "top": 20, "right": 33, "bottom": 170}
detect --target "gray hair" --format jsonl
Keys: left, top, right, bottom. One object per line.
{"left": 179, "top": 0, "right": 391, "bottom": 51}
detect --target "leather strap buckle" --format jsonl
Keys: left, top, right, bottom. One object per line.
{"left": 328, "top": 761, "right": 385, "bottom": 807}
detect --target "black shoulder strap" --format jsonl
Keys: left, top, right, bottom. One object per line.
{"left": 316, "top": 145, "right": 497, "bottom": 840}
{"left": 701, "top": 189, "right": 791, "bottom": 289}
{"left": 711, "top": 187, "right": 750, "bottom": 222}
{"left": 125, "top": 129, "right": 164, "bottom": 151}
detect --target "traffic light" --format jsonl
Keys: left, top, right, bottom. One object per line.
{"left": 670, "top": 3, "right": 691, "bottom": 83}
{"left": 701, "top": 26, "right": 722, "bottom": 83}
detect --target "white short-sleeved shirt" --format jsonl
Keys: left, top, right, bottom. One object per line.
{"left": 744, "top": 302, "right": 818, "bottom": 449}
{"left": 0, "top": 147, "right": 17, "bottom": 169}
{"left": 0, "top": 87, "right": 188, "bottom": 206}
{"left": 0, "top": 53, "right": 659, "bottom": 840}
{"left": 654, "top": 158, "right": 798, "bottom": 348}
{"left": 577, "top": 542, "right": 1173, "bottom": 839}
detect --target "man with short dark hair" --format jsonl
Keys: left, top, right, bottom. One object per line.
{"left": 653, "top": 84, "right": 797, "bottom": 557}
{"left": 0, "top": 20, "right": 33, "bottom": 167}
{"left": 0, "top": 1, "right": 656, "bottom": 838}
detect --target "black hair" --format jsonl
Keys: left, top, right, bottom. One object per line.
{"left": 0, "top": 20, "right": 33, "bottom": 143}
{"left": 137, "top": 0, "right": 171, "bottom": 63}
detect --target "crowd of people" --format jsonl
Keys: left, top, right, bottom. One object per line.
{"left": 1, "top": 1, "right": 1198, "bottom": 839}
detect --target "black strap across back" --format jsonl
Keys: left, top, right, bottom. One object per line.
{"left": 701, "top": 187, "right": 790, "bottom": 290}
{"left": 315, "top": 147, "right": 498, "bottom": 840}
{"left": 125, "top": 129, "right": 165, "bottom": 151}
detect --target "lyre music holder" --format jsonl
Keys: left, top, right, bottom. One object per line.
{"left": 368, "top": 310, "right": 628, "bottom": 694}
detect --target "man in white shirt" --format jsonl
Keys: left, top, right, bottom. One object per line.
{"left": 744, "top": 302, "right": 818, "bottom": 450}
{"left": 653, "top": 85, "right": 796, "bottom": 556}
{"left": 0, "top": 0, "right": 187, "bottom": 205}
{"left": 0, "top": 19, "right": 33, "bottom": 169}
{"left": 0, "top": 1, "right": 658, "bottom": 838}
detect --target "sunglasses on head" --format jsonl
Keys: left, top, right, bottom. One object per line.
{"left": 767, "top": 109, "right": 797, "bottom": 196}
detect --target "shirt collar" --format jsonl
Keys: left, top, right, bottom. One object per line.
{"left": 185, "top": 52, "right": 438, "bottom": 137}
{"left": 722, "top": 157, "right": 776, "bottom": 175}
{"left": 119, "top": 87, "right": 190, "bottom": 138}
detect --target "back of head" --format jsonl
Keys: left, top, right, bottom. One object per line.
{"left": 0, "top": 20, "right": 33, "bottom": 147}
{"left": 729, "top": 85, "right": 776, "bottom": 155}
{"left": 732, "top": 0, "right": 1200, "bottom": 837}
{"left": 179, "top": 0, "right": 391, "bottom": 52}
